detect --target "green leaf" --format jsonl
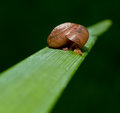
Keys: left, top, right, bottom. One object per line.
{"left": 0, "top": 20, "right": 112, "bottom": 113}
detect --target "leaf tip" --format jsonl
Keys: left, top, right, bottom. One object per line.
{"left": 103, "top": 19, "right": 112, "bottom": 27}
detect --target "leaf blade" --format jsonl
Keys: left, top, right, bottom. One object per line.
{"left": 0, "top": 20, "right": 112, "bottom": 113}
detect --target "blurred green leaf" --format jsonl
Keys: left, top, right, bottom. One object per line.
{"left": 0, "top": 20, "right": 112, "bottom": 113}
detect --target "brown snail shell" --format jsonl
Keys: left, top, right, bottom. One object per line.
{"left": 47, "top": 22, "right": 89, "bottom": 55}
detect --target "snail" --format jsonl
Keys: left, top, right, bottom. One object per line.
{"left": 47, "top": 22, "right": 89, "bottom": 55}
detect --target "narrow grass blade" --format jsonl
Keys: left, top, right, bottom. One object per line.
{"left": 0, "top": 20, "right": 112, "bottom": 113}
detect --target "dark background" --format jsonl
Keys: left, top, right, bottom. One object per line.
{"left": 0, "top": 0, "right": 120, "bottom": 113}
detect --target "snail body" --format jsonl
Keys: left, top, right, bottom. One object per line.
{"left": 47, "top": 22, "right": 89, "bottom": 55}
